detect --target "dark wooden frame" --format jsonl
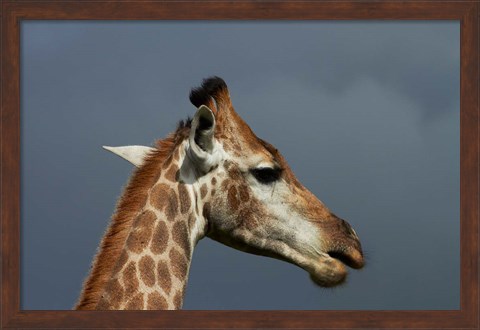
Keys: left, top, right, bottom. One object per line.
{"left": 1, "top": 1, "right": 478, "bottom": 329}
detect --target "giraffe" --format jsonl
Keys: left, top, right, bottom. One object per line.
{"left": 75, "top": 77, "right": 364, "bottom": 310}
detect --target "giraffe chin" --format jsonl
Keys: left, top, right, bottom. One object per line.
{"left": 308, "top": 257, "right": 348, "bottom": 287}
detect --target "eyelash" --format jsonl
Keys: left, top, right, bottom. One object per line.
{"left": 250, "top": 167, "right": 282, "bottom": 184}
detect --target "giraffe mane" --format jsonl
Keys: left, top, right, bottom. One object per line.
{"left": 75, "top": 124, "right": 190, "bottom": 310}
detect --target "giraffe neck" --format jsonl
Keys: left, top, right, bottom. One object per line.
{"left": 99, "top": 143, "right": 207, "bottom": 310}
{"left": 77, "top": 140, "right": 208, "bottom": 310}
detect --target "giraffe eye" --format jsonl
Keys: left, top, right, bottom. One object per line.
{"left": 250, "top": 167, "right": 282, "bottom": 184}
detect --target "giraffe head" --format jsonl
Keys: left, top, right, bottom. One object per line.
{"left": 187, "top": 77, "right": 363, "bottom": 287}
{"left": 109, "top": 77, "right": 364, "bottom": 288}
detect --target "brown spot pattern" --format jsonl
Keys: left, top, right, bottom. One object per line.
{"left": 221, "top": 179, "right": 229, "bottom": 191}
{"left": 162, "top": 155, "right": 173, "bottom": 169}
{"left": 126, "top": 210, "right": 156, "bottom": 254}
{"left": 151, "top": 221, "right": 169, "bottom": 254}
{"left": 123, "top": 262, "right": 139, "bottom": 297}
{"left": 239, "top": 208, "right": 259, "bottom": 230}
{"left": 173, "top": 149, "right": 180, "bottom": 161}
{"left": 227, "top": 185, "right": 240, "bottom": 211}
{"left": 95, "top": 296, "right": 110, "bottom": 310}
{"left": 203, "top": 202, "right": 211, "bottom": 220}
{"left": 211, "top": 177, "right": 217, "bottom": 185}
{"left": 157, "top": 260, "right": 172, "bottom": 294}
{"left": 200, "top": 184, "right": 208, "bottom": 199}
{"left": 147, "top": 292, "right": 168, "bottom": 310}
{"left": 178, "top": 184, "right": 191, "bottom": 214}
{"left": 113, "top": 251, "right": 129, "bottom": 273}
{"left": 169, "top": 248, "right": 188, "bottom": 280}
{"left": 239, "top": 185, "right": 250, "bottom": 202}
{"left": 165, "top": 190, "right": 179, "bottom": 221}
{"left": 150, "top": 184, "right": 170, "bottom": 211}
{"left": 173, "top": 291, "right": 183, "bottom": 309}
{"left": 105, "top": 278, "right": 124, "bottom": 309}
{"left": 139, "top": 255, "right": 156, "bottom": 287}
{"left": 75, "top": 123, "right": 192, "bottom": 310}
{"left": 165, "top": 164, "right": 178, "bottom": 182}
{"left": 227, "top": 166, "right": 243, "bottom": 181}
{"left": 172, "top": 221, "right": 191, "bottom": 257}
{"left": 125, "top": 293, "right": 144, "bottom": 310}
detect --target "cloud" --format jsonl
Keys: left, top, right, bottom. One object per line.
{"left": 21, "top": 21, "right": 459, "bottom": 310}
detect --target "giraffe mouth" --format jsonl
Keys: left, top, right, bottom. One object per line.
{"left": 309, "top": 255, "right": 348, "bottom": 287}
{"left": 308, "top": 248, "right": 364, "bottom": 287}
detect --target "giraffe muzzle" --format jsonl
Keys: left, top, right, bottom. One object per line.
{"left": 327, "top": 248, "right": 364, "bottom": 269}
{"left": 323, "top": 217, "right": 365, "bottom": 270}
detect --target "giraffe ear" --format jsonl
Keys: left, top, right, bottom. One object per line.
{"left": 102, "top": 145, "right": 156, "bottom": 168}
{"left": 188, "top": 105, "right": 220, "bottom": 172}
{"left": 190, "top": 105, "right": 216, "bottom": 153}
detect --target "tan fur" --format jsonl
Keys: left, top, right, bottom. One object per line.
{"left": 75, "top": 130, "right": 188, "bottom": 310}
{"left": 147, "top": 292, "right": 168, "bottom": 309}
{"left": 157, "top": 260, "right": 172, "bottom": 294}
{"left": 77, "top": 77, "right": 363, "bottom": 310}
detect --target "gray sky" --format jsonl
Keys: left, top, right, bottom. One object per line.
{"left": 21, "top": 21, "right": 459, "bottom": 310}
